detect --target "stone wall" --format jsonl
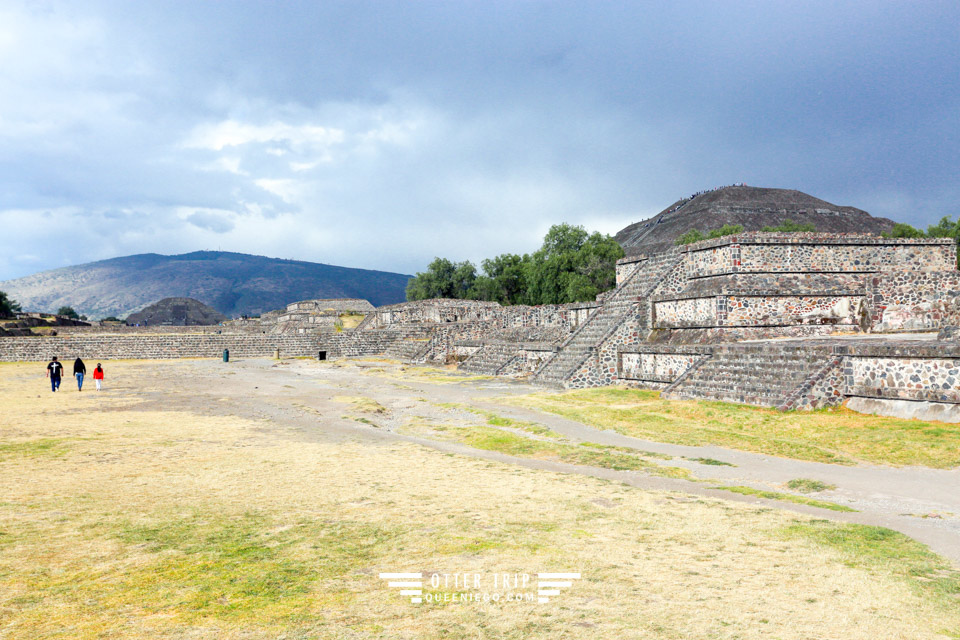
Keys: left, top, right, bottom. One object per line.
{"left": 284, "top": 298, "right": 373, "bottom": 313}
{"left": 368, "top": 298, "right": 592, "bottom": 334}
{"left": 840, "top": 343, "right": 960, "bottom": 404}
{"left": 55, "top": 325, "right": 226, "bottom": 335}
{"left": 722, "top": 295, "right": 864, "bottom": 327}
{"left": 617, "top": 345, "right": 710, "bottom": 387}
{"left": 868, "top": 272, "right": 960, "bottom": 332}
{"left": 0, "top": 334, "right": 323, "bottom": 362}
{"left": 369, "top": 299, "right": 502, "bottom": 326}
{"left": 682, "top": 234, "right": 955, "bottom": 279}
{"left": 615, "top": 255, "right": 647, "bottom": 286}
{"left": 653, "top": 298, "right": 717, "bottom": 328}
{"left": 505, "top": 348, "right": 555, "bottom": 376}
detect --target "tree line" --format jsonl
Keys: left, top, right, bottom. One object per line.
{"left": 883, "top": 216, "right": 960, "bottom": 267}
{"left": 405, "top": 224, "right": 625, "bottom": 305}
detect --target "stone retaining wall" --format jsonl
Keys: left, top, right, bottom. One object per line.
{"left": 0, "top": 334, "right": 323, "bottom": 361}
{"left": 682, "top": 234, "right": 955, "bottom": 279}
{"left": 617, "top": 345, "right": 711, "bottom": 387}
{"left": 54, "top": 325, "right": 226, "bottom": 335}
{"left": 835, "top": 342, "right": 960, "bottom": 405}
{"left": 868, "top": 272, "right": 960, "bottom": 332}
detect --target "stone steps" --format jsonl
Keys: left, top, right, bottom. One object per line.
{"left": 461, "top": 344, "right": 520, "bottom": 374}
{"left": 666, "top": 345, "right": 832, "bottom": 407}
{"left": 532, "top": 251, "right": 681, "bottom": 385}
{"left": 383, "top": 338, "right": 430, "bottom": 361}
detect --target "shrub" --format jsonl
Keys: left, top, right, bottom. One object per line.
{"left": 761, "top": 219, "right": 816, "bottom": 232}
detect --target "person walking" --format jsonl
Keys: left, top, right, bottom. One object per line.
{"left": 73, "top": 357, "right": 86, "bottom": 391}
{"left": 93, "top": 363, "right": 104, "bottom": 391}
{"left": 46, "top": 356, "right": 64, "bottom": 392}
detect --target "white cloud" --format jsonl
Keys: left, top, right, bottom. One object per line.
{"left": 181, "top": 120, "right": 345, "bottom": 152}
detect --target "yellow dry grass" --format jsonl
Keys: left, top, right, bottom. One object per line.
{"left": 0, "top": 361, "right": 957, "bottom": 638}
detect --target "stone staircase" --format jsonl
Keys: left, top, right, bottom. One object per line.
{"left": 383, "top": 337, "right": 431, "bottom": 361}
{"left": 460, "top": 343, "right": 520, "bottom": 374}
{"left": 662, "top": 343, "right": 834, "bottom": 407}
{"left": 532, "top": 252, "right": 680, "bottom": 386}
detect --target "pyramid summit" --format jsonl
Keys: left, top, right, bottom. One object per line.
{"left": 615, "top": 185, "right": 897, "bottom": 256}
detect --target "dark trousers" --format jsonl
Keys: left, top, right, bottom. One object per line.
{"left": 51, "top": 376, "right": 61, "bottom": 392}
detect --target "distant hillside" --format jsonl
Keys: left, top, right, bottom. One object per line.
{"left": 615, "top": 186, "right": 898, "bottom": 256}
{"left": 0, "top": 251, "right": 412, "bottom": 319}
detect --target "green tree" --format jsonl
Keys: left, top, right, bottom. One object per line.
{"left": 883, "top": 223, "right": 926, "bottom": 239}
{"left": 0, "top": 291, "right": 21, "bottom": 318}
{"left": 405, "top": 224, "right": 623, "bottom": 305}
{"left": 57, "top": 306, "right": 80, "bottom": 319}
{"left": 926, "top": 216, "right": 960, "bottom": 240}
{"left": 523, "top": 224, "right": 624, "bottom": 305}
{"left": 925, "top": 215, "right": 960, "bottom": 268}
{"left": 406, "top": 258, "right": 478, "bottom": 301}
{"left": 471, "top": 253, "right": 529, "bottom": 304}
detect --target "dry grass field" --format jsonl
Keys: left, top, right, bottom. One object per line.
{"left": 0, "top": 360, "right": 958, "bottom": 639}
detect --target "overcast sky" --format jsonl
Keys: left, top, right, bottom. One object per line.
{"left": 1, "top": 0, "right": 958, "bottom": 279}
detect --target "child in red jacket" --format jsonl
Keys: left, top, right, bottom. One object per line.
{"left": 93, "top": 363, "right": 104, "bottom": 391}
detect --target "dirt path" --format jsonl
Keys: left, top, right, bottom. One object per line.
{"left": 129, "top": 357, "right": 960, "bottom": 565}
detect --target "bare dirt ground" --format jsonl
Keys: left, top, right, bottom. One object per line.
{"left": 166, "top": 356, "right": 960, "bottom": 564}
{"left": 1, "top": 357, "right": 959, "bottom": 639}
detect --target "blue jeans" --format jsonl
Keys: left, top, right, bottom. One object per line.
{"left": 51, "top": 376, "right": 61, "bottom": 392}
{"left": 76, "top": 372, "right": 84, "bottom": 390}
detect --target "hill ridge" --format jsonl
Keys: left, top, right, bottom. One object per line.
{"left": 615, "top": 186, "right": 897, "bottom": 256}
{"left": 0, "top": 251, "right": 411, "bottom": 319}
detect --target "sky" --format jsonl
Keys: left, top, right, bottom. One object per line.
{"left": 1, "top": 0, "right": 958, "bottom": 280}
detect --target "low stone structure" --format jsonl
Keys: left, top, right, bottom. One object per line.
{"left": 0, "top": 334, "right": 323, "bottom": 361}
{"left": 225, "top": 298, "right": 374, "bottom": 334}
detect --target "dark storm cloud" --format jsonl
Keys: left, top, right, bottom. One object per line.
{"left": 0, "top": 0, "right": 957, "bottom": 280}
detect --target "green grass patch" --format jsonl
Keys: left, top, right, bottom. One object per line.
{"left": 0, "top": 438, "right": 69, "bottom": 460}
{"left": 436, "top": 402, "right": 561, "bottom": 438}
{"left": 690, "top": 457, "right": 736, "bottom": 467}
{"left": 503, "top": 387, "right": 960, "bottom": 468}
{"left": 713, "top": 486, "right": 856, "bottom": 512}
{"left": 782, "top": 521, "right": 960, "bottom": 612}
{"left": 786, "top": 478, "right": 836, "bottom": 493}
{"left": 72, "top": 512, "right": 402, "bottom": 623}
{"left": 450, "top": 425, "right": 689, "bottom": 478}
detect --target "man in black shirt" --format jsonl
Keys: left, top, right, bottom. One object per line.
{"left": 46, "top": 356, "right": 64, "bottom": 392}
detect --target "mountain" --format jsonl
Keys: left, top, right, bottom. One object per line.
{"left": 0, "top": 251, "right": 412, "bottom": 319}
{"left": 615, "top": 186, "right": 898, "bottom": 256}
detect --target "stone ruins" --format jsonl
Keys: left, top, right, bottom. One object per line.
{"left": 2, "top": 193, "right": 959, "bottom": 422}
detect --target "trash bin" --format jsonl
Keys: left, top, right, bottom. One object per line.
{"left": 318, "top": 350, "right": 327, "bottom": 361}
{"left": 223, "top": 349, "right": 229, "bottom": 362}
